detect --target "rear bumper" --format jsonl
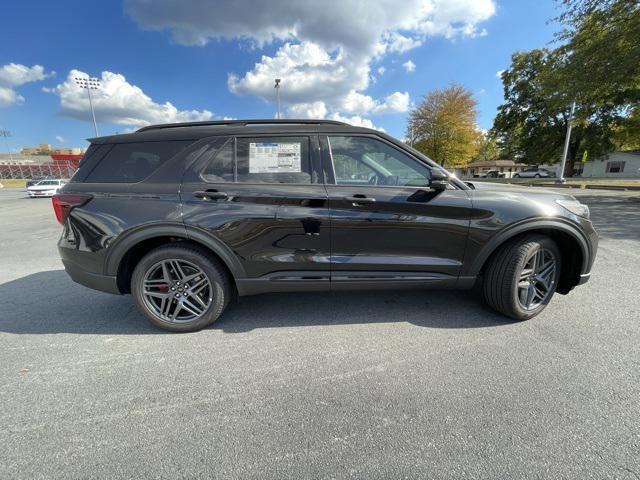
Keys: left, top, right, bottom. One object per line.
{"left": 62, "top": 259, "right": 120, "bottom": 294}
{"left": 59, "top": 245, "right": 120, "bottom": 295}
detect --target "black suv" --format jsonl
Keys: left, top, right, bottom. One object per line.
{"left": 54, "top": 120, "right": 597, "bottom": 332}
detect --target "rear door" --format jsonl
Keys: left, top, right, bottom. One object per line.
{"left": 180, "top": 134, "right": 331, "bottom": 288}
{"left": 321, "top": 134, "right": 472, "bottom": 288}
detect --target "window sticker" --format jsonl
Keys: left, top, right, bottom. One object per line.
{"left": 249, "top": 142, "right": 301, "bottom": 173}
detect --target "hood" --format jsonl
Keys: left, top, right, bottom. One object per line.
{"left": 466, "top": 180, "right": 576, "bottom": 199}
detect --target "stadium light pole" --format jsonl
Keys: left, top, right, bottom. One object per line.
{"left": 274, "top": 78, "right": 281, "bottom": 119}
{"left": 74, "top": 76, "right": 100, "bottom": 137}
{"left": 0, "top": 129, "right": 13, "bottom": 162}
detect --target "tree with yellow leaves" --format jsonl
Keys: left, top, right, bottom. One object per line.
{"left": 407, "top": 84, "right": 480, "bottom": 168}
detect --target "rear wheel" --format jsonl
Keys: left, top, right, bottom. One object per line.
{"left": 131, "top": 244, "right": 230, "bottom": 332}
{"left": 483, "top": 235, "right": 561, "bottom": 321}
{"left": 514, "top": 173, "right": 520, "bottom": 178}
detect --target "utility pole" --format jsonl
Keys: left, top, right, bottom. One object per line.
{"left": 0, "top": 130, "right": 13, "bottom": 162}
{"left": 274, "top": 78, "right": 281, "bottom": 119}
{"left": 74, "top": 76, "right": 101, "bottom": 136}
{"left": 558, "top": 101, "right": 576, "bottom": 183}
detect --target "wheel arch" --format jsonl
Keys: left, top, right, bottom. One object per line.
{"left": 104, "top": 223, "right": 244, "bottom": 294}
{"left": 468, "top": 220, "right": 590, "bottom": 294}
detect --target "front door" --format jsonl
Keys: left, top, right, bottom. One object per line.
{"left": 180, "top": 134, "right": 330, "bottom": 293}
{"left": 321, "top": 134, "right": 472, "bottom": 288}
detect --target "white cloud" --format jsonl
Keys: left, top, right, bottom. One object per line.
{"left": 377, "top": 66, "right": 386, "bottom": 75}
{"left": 287, "top": 101, "right": 328, "bottom": 119}
{"left": 55, "top": 135, "right": 65, "bottom": 143}
{"left": 496, "top": 69, "right": 505, "bottom": 79}
{"left": 46, "top": 69, "right": 213, "bottom": 127}
{"left": 126, "top": 0, "right": 495, "bottom": 53}
{"left": 402, "top": 60, "right": 416, "bottom": 73}
{"left": 126, "top": 0, "right": 495, "bottom": 119}
{"left": 330, "top": 113, "right": 384, "bottom": 131}
{"left": 382, "top": 32, "right": 423, "bottom": 54}
{"left": 0, "top": 88, "right": 23, "bottom": 107}
{"left": 0, "top": 63, "right": 53, "bottom": 107}
{"left": 375, "top": 91, "right": 410, "bottom": 113}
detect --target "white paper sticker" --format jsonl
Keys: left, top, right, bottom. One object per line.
{"left": 249, "top": 142, "right": 302, "bottom": 173}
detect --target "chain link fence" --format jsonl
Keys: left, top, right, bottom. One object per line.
{"left": 0, "top": 164, "right": 77, "bottom": 180}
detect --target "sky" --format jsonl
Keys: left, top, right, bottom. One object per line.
{"left": 0, "top": 0, "right": 562, "bottom": 151}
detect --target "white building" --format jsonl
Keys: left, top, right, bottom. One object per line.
{"left": 575, "top": 151, "right": 640, "bottom": 178}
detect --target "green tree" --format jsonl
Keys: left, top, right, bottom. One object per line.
{"left": 555, "top": 0, "right": 639, "bottom": 110}
{"left": 474, "top": 131, "right": 500, "bottom": 162}
{"left": 492, "top": 0, "right": 639, "bottom": 176}
{"left": 407, "top": 84, "right": 479, "bottom": 168}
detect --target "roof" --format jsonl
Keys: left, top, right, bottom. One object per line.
{"left": 89, "top": 119, "right": 376, "bottom": 144}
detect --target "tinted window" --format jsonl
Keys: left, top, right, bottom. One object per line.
{"left": 202, "top": 137, "right": 312, "bottom": 184}
{"left": 236, "top": 137, "right": 311, "bottom": 184}
{"left": 69, "top": 143, "right": 112, "bottom": 183}
{"left": 201, "top": 139, "right": 234, "bottom": 182}
{"left": 328, "top": 136, "right": 430, "bottom": 187}
{"left": 85, "top": 141, "right": 191, "bottom": 183}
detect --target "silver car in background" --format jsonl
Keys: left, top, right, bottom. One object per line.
{"left": 514, "top": 167, "right": 555, "bottom": 178}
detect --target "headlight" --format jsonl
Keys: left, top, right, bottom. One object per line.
{"left": 556, "top": 199, "right": 590, "bottom": 219}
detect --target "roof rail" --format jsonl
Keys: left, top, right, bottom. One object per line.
{"left": 136, "top": 119, "right": 350, "bottom": 133}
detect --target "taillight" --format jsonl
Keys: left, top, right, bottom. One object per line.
{"left": 51, "top": 194, "right": 93, "bottom": 225}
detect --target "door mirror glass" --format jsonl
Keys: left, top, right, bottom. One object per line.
{"left": 328, "top": 136, "right": 431, "bottom": 187}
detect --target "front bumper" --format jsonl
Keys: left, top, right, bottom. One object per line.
{"left": 28, "top": 190, "right": 56, "bottom": 197}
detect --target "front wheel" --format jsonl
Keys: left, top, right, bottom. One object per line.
{"left": 483, "top": 235, "right": 561, "bottom": 321}
{"left": 131, "top": 244, "right": 231, "bottom": 332}
{"left": 514, "top": 174, "right": 520, "bottom": 178}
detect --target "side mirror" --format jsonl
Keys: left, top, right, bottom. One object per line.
{"left": 430, "top": 169, "right": 449, "bottom": 191}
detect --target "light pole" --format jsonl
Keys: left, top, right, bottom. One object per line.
{"left": 558, "top": 101, "right": 576, "bottom": 183}
{"left": 74, "top": 76, "right": 100, "bottom": 136}
{"left": 0, "top": 130, "right": 13, "bottom": 162}
{"left": 274, "top": 78, "right": 281, "bottom": 119}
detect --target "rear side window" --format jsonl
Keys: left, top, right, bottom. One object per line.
{"left": 201, "top": 139, "right": 234, "bottom": 182}
{"left": 201, "top": 136, "right": 312, "bottom": 184}
{"left": 85, "top": 141, "right": 191, "bottom": 183}
{"left": 69, "top": 143, "right": 111, "bottom": 182}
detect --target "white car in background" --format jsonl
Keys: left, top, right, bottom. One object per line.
{"left": 27, "top": 179, "right": 66, "bottom": 198}
{"left": 514, "top": 167, "right": 555, "bottom": 178}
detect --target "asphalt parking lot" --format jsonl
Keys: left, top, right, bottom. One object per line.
{"left": 1, "top": 187, "right": 639, "bottom": 479}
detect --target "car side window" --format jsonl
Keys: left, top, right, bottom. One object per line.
{"left": 201, "top": 138, "right": 234, "bottom": 182}
{"left": 85, "top": 140, "right": 192, "bottom": 183}
{"left": 236, "top": 137, "right": 311, "bottom": 184}
{"left": 202, "top": 136, "right": 312, "bottom": 184}
{"left": 328, "top": 136, "right": 431, "bottom": 187}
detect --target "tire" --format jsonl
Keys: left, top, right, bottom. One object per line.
{"left": 534, "top": 174, "right": 541, "bottom": 178}
{"left": 131, "top": 244, "right": 231, "bottom": 332}
{"left": 483, "top": 235, "right": 561, "bottom": 321}
{"left": 514, "top": 174, "right": 520, "bottom": 178}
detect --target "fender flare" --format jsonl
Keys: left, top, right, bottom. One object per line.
{"left": 464, "top": 218, "right": 591, "bottom": 277}
{"left": 104, "top": 222, "right": 245, "bottom": 279}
